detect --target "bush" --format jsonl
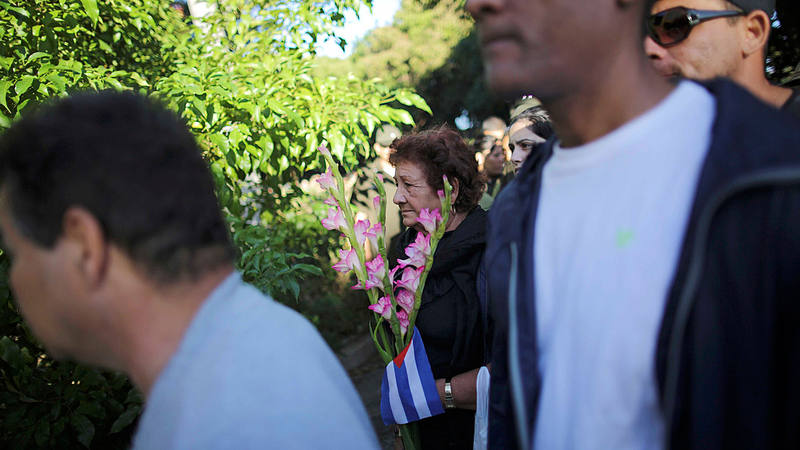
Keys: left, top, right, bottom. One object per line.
{"left": 0, "top": 0, "right": 431, "bottom": 447}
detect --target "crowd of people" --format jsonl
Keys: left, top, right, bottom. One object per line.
{"left": 0, "top": 0, "right": 797, "bottom": 449}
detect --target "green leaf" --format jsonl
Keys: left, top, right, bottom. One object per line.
{"left": 287, "top": 108, "right": 304, "bottom": 128}
{"left": 79, "top": 0, "right": 99, "bottom": 26}
{"left": 46, "top": 73, "right": 66, "bottom": 93}
{"left": 0, "top": 56, "right": 13, "bottom": 71}
{"left": 0, "top": 336, "right": 23, "bottom": 369}
{"left": 109, "top": 405, "right": 141, "bottom": 434}
{"left": 407, "top": 92, "right": 432, "bottom": 115}
{"left": 0, "top": 80, "right": 11, "bottom": 110}
{"left": 26, "top": 52, "right": 51, "bottom": 63}
{"left": 0, "top": 112, "right": 11, "bottom": 129}
{"left": 327, "top": 129, "right": 346, "bottom": 160}
{"left": 15, "top": 75, "right": 35, "bottom": 96}
{"left": 287, "top": 279, "right": 300, "bottom": 300}
{"left": 391, "top": 108, "right": 414, "bottom": 125}
{"left": 0, "top": 1, "right": 30, "bottom": 18}
{"left": 362, "top": 112, "right": 377, "bottom": 137}
{"left": 70, "top": 414, "right": 95, "bottom": 448}
{"left": 292, "top": 263, "right": 323, "bottom": 276}
{"left": 266, "top": 98, "right": 285, "bottom": 115}
{"left": 77, "top": 399, "right": 105, "bottom": 419}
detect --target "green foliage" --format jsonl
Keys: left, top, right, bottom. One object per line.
{"left": 415, "top": 28, "right": 506, "bottom": 127}
{"left": 0, "top": 0, "right": 183, "bottom": 127}
{"left": 231, "top": 216, "right": 324, "bottom": 302}
{"left": 0, "top": 0, "right": 431, "bottom": 448}
{"left": 334, "top": 0, "right": 471, "bottom": 88}
{"left": 315, "top": 0, "right": 505, "bottom": 128}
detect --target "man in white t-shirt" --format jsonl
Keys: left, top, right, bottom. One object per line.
{"left": 0, "top": 91, "right": 378, "bottom": 449}
{"left": 466, "top": 0, "right": 800, "bottom": 448}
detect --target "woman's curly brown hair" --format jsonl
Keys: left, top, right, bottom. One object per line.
{"left": 389, "top": 126, "right": 485, "bottom": 213}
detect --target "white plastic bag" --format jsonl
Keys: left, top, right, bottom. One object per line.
{"left": 473, "top": 366, "right": 490, "bottom": 450}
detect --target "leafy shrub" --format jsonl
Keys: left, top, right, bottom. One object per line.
{"left": 0, "top": 0, "right": 431, "bottom": 448}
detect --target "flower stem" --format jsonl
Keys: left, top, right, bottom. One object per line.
{"left": 405, "top": 177, "right": 452, "bottom": 347}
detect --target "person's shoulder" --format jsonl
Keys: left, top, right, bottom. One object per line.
{"left": 782, "top": 88, "right": 800, "bottom": 121}
{"left": 705, "top": 79, "right": 800, "bottom": 139}
{"left": 702, "top": 79, "right": 800, "bottom": 167}
{"left": 137, "top": 280, "right": 379, "bottom": 449}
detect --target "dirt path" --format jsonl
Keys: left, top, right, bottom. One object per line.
{"left": 338, "top": 334, "right": 395, "bottom": 449}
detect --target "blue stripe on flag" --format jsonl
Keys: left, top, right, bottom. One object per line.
{"left": 394, "top": 356, "right": 420, "bottom": 422}
{"left": 412, "top": 329, "right": 445, "bottom": 415}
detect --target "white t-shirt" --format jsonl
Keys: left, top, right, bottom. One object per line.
{"left": 532, "top": 81, "right": 715, "bottom": 450}
{"left": 133, "top": 273, "right": 379, "bottom": 450}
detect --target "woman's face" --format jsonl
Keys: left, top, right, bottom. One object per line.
{"left": 509, "top": 119, "right": 547, "bottom": 172}
{"left": 484, "top": 143, "right": 506, "bottom": 177}
{"left": 393, "top": 160, "right": 444, "bottom": 232}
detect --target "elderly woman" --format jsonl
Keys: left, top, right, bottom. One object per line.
{"left": 508, "top": 106, "right": 554, "bottom": 173}
{"left": 389, "top": 126, "right": 487, "bottom": 449}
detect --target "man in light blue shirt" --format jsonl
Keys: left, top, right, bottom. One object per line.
{"left": 0, "top": 91, "right": 378, "bottom": 449}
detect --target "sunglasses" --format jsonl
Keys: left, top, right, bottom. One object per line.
{"left": 647, "top": 7, "right": 745, "bottom": 47}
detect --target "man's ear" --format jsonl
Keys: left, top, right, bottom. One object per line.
{"left": 61, "top": 207, "right": 109, "bottom": 287}
{"left": 740, "top": 10, "right": 771, "bottom": 57}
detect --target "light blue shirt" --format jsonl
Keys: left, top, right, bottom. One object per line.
{"left": 133, "top": 272, "right": 379, "bottom": 450}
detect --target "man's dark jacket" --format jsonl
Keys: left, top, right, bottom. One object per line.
{"left": 484, "top": 80, "right": 800, "bottom": 449}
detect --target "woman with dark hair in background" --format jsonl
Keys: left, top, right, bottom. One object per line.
{"left": 388, "top": 126, "right": 487, "bottom": 449}
{"left": 508, "top": 106, "right": 554, "bottom": 173}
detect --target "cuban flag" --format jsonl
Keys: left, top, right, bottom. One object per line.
{"left": 380, "top": 327, "right": 445, "bottom": 425}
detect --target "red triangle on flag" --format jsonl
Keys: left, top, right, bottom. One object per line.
{"left": 393, "top": 337, "right": 412, "bottom": 368}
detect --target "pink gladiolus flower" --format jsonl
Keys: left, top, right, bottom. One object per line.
{"left": 366, "top": 222, "right": 381, "bottom": 249}
{"left": 332, "top": 248, "right": 359, "bottom": 273}
{"left": 321, "top": 207, "right": 347, "bottom": 231}
{"left": 396, "top": 289, "right": 415, "bottom": 313}
{"left": 318, "top": 145, "right": 331, "bottom": 156}
{"left": 389, "top": 264, "right": 401, "bottom": 281}
{"left": 396, "top": 309, "right": 410, "bottom": 335}
{"left": 364, "top": 256, "right": 386, "bottom": 290}
{"left": 354, "top": 219, "right": 371, "bottom": 245}
{"left": 395, "top": 266, "right": 423, "bottom": 292}
{"left": 437, "top": 189, "right": 445, "bottom": 200}
{"left": 317, "top": 167, "right": 336, "bottom": 190}
{"left": 398, "top": 232, "right": 431, "bottom": 268}
{"left": 416, "top": 208, "right": 442, "bottom": 234}
{"left": 368, "top": 296, "right": 393, "bottom": 320}
{"left": 323, "top": 195, "right": 337, "bottom": 207}
{"left": 377, "top": 173, "right": 384, "bottom": 182}
{"left": 373, "top": 195, "right": 381, "bottom": 210}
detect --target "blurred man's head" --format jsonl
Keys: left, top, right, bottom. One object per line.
{"left": 0, "top": 91, "right": 234, "bottom": 365}
{"left": 645, "top": 0, "right": 774, "bottom": 82}
{"left": 466, "top": 0, "right": 654, "bottom": 101}
{"left": 374, "top": 124, "right": 401, "bottom": 161}
{"left": 481, "top": 116, "right": 507, "bottom": 140}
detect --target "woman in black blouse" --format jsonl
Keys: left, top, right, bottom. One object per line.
{"left": 388, "top": 126, "right": 487, "bottom": 449}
